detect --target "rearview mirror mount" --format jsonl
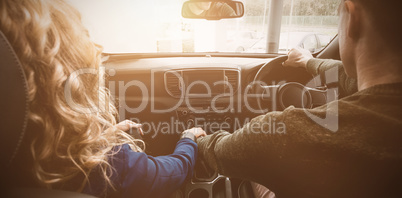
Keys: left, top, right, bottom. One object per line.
{"left": 182, "top": 0, "right": 244, "bottom": 20}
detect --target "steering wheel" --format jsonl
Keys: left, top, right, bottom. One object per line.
{"left": 252, "top": 55, "right": 331, "bottom": 112}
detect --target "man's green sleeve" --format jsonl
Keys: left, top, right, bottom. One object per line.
{"left": 306, "top": 58, "right": 357, "bottom": 98}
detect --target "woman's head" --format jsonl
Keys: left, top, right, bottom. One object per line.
{"left": 0, "top": 0, "right": 142, "bottom": 191}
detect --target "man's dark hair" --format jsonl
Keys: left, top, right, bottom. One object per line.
{"left": 353, "top": 0, "right": 402, "bottom": 52}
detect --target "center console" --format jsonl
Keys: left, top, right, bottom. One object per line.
{"left": 164, "top": 68, "right": 240, "bottom": 133}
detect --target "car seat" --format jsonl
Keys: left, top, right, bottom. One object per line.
{"left": 0, "top": 30, "right": 96, "bottom": 198}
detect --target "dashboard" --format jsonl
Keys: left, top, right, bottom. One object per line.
{"left": 104, "top": 55, "right": 314, "bottom": 156}
{"left": 103, "top": 53, "right": 333, "bottom": 198}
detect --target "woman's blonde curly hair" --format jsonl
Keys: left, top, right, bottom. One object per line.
{"left": 0, "top": 0, "right": 143, "bottom": 191}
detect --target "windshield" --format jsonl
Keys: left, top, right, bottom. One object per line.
{"left": 69, "top": 0, "right": 339, "bottom": 54}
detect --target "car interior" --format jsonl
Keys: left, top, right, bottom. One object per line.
{"left": 0, "top": 0, "right": 344, "bottom": 197}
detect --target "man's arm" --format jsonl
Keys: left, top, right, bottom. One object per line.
{"left": 196, "top": 100, "right": 364, "bottom": 197}
{"left": 196, "top": 104, "right": 346, "bottom": 196}
{"left": 283, "top": 47, "right": 357, "bottom": 98}
{"left": 306, "top": 58, "right": 357, "bottom": 98}
{"left": 197, "top": 111, "right": 291, "bottom": 188}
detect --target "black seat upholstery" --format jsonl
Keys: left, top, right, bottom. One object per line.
{"left": 0, "top": 30, "right": 96, "bottom": 198}
{"left": 8, "top": 188, "right": 97, "bottom": 198}
{"left": 0, "top": 30, "right": 29, "bottom": 173}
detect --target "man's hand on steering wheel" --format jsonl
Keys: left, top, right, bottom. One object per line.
{"left": 282, "top": 47, "right": 313, "bottom": 69}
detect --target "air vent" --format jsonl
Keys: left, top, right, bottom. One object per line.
{"left": 224, "top": 70, "right": 240, "bottom": 93}
{"left": 165, "top": 71, "right": 183, "bottom": 97}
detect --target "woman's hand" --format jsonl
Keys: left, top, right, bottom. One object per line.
{"left": 282, "top": 47, "right": 313, "bottom": 69}
{"left": 183, "top": 127, "right": 207, "bottom": 138}
{"left": 115, "top": 120, "right": 144, "bottom": 136}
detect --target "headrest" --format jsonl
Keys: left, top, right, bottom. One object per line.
{"left": 0, "top": 30, "right": 29, "bottom": 170}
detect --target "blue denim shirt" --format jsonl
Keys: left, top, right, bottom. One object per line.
{"left": 84, "top": 138, "right": 197, "bottom": 198}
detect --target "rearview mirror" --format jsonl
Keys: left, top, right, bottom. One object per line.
{"left": 182, "top": 0, "right": 244, "bottom": 20}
